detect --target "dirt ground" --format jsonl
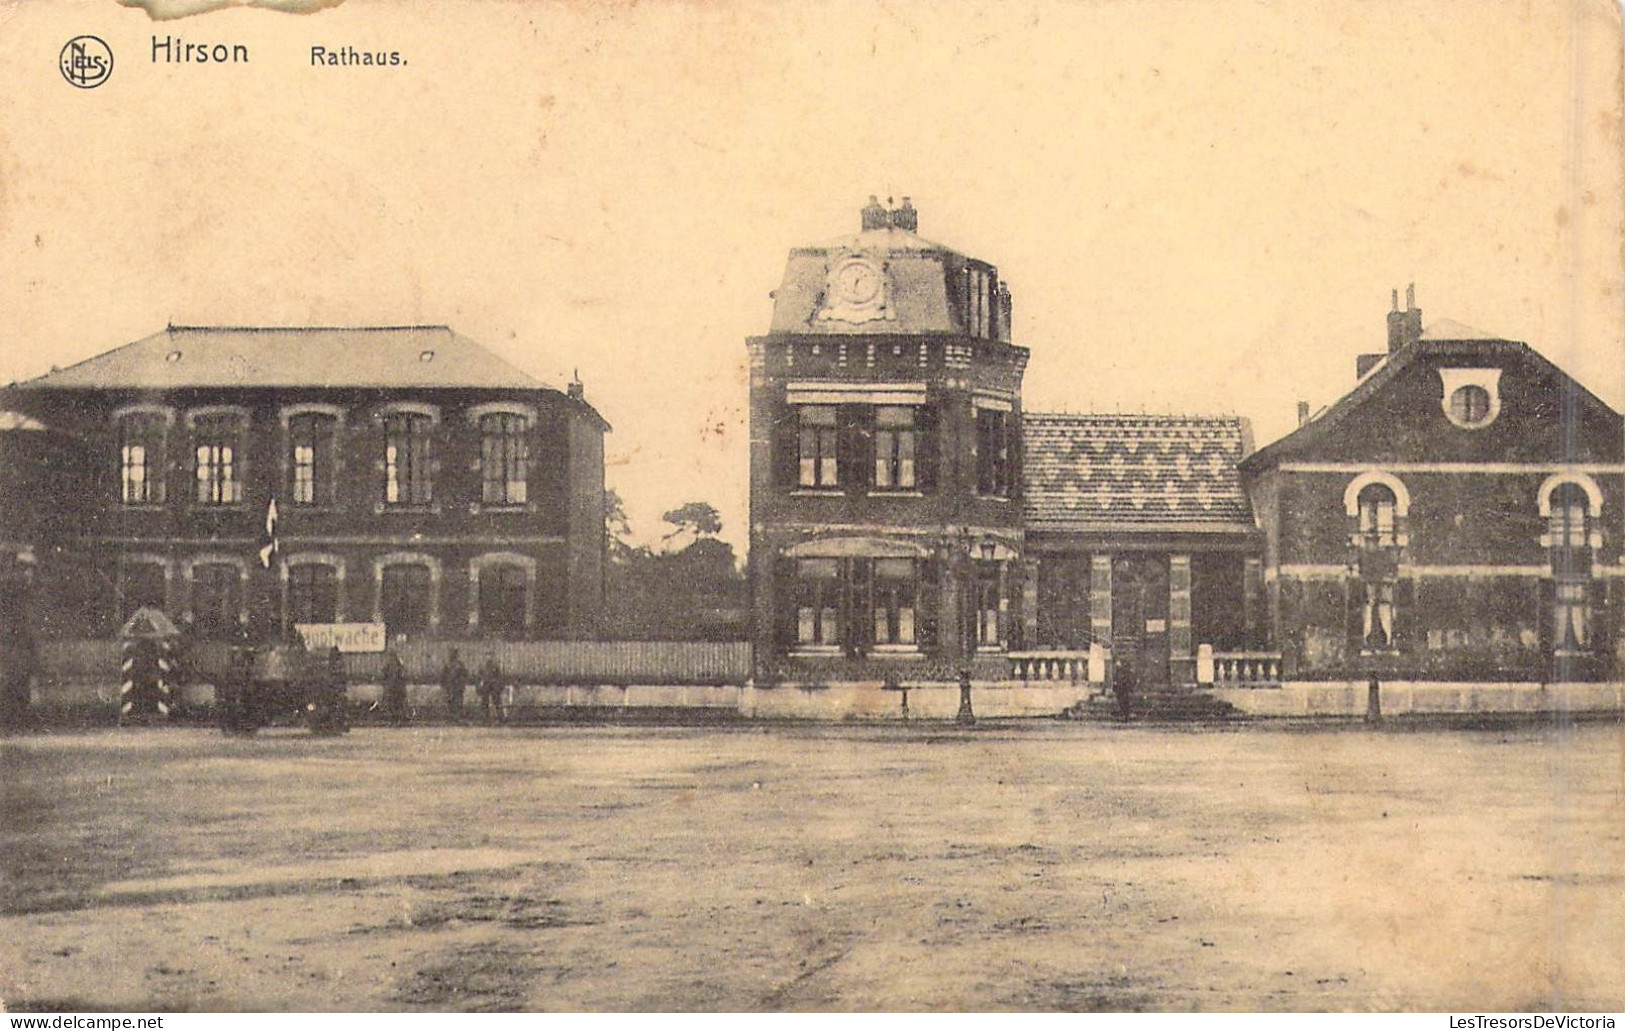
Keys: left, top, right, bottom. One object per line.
{"left": 1, "top": 720, "right": 1621, "bottom": 1012}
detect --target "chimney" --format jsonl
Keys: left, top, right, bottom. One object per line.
{"left": 1297, "top": 401, "right": 1311, "bottom": 427}
{"left": 891, "top": 196, "right": 918, "bottom": 232}
{"left": 1387, "top": 283, "right": 1422, "bottom": 353}
{"left": 567, "top": 368, "right": 584, "bottom": 401}
{"left": 861, "top": 195, "right": 888, "bottom": 231}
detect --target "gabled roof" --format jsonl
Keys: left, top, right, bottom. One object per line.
{"left": 15, "top": 325, "right": 555, "bottom": 392}
{"left": 1241, "top": 333, "right": 1621, "bottom": 471}
{"left": 1022, "top": 413, "right": 1255, "bottom": 532}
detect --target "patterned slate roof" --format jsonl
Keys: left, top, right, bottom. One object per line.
{"left": 1022, "top": 413, "right": 1254, "bottom": 531}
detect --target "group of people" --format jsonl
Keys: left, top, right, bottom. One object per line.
{"left": 379, "top": 647, "right": 511, "bottom": 725}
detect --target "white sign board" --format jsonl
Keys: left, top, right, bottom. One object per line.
{"left": 296, "top": 623, "right": 387, "bottom": 653}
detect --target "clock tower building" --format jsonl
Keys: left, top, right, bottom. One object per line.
{"left": 747, "top": 198, "right": 1029, "bottom": 680}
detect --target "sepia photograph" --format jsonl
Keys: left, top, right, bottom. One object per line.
{"left": 1, "top": 0, "right": 1622, "bottom": 1016}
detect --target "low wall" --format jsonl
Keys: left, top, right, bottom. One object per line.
{"left": 1210, "top": 681, "right": 1625, "bottom": 717}
{"left": 24, "top": 678, "right": 1093, "bottom": 720}
{"left": 25, "top": 676, "right": 1625, "bottom": 721}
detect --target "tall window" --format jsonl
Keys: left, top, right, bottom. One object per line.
{"left": 289, "top": 413, "right": 336, "bottom": 507}
{"left": 975, "top": 559, "right": 1003, "bottom": 648}
{"left": 1548, "top": 483, "right": 1592, "bottom": 654}
{"left": 478, "top": 564, "right": 528, "bottom": 638}
{"left": 287, "top": 564, "right": 338, "bottom": 625}
{"left": 380, "top": 563, "right": 431, "bottom": 637}
{"left": 873, "top": 407, "right": 917, "bottom": 490}
{"left": 1356, "top": 483, "right": 1398, "bottom": 547}
{"left": 191, "top": 563, "right": 240, "bottom": 639}
{"left": 120, "top": 563, "right": 167, "bottom": 622}
{"left": 1361, "top": 581, "right": 1395, "bottom": 652}
{"left": 966, "top": 265, "right": 992, "bottom": 338}
{"left": 872, "top": 558, "right": 918, "bottom": 647}
{"left": 384, "top": 413, "right": 433, "bottom": 506}
{"left": 193, "top": 415, "right": 244, "bottom": 505}
{"left": 976, "top": 408, "right": 1010, "bottom": 496}
{"left": 1548, "top": 484, "right": 1589, "bottom": 550}
{"left": 798, "top": 406, "right": 839, "bottom": 488}
{"left": 795, "top": 558, "right": 842, "bottom": 648}
{"left": 119, "top": 414, "right": 165, "bottom": 505}
{"left": 480, "top": 414, "right": 529, "bottom": 505}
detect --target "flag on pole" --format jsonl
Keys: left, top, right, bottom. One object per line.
{"left": 259, "top": 497, "right": 279, "bottom": 569}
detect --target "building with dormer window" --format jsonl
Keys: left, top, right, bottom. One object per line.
{"left": 1240, "top": 289, "right": 1625, "bottom": 682}
{"left": 0, "top": 325, "right": 608, "bottom": 643}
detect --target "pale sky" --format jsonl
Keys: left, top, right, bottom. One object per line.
{"left": 1, "top": 0, "right": 1621, "bottom": 552}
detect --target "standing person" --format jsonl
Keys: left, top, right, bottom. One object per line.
{"left": 477, "top": 656, "right": 506, "bottom": 724}
{"left": 439, "top": 648, "right": 469, "bottom": 722}
{"left": 381, "top": 648, "right": 408, "bottom": 726}
{"left": 310, "top": 645, "right": 349, "bottom": 736}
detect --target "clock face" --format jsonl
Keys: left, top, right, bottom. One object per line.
{"left": 834, "top": 259, "right": 882, "bottom": 306}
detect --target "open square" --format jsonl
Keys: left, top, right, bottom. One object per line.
{"left": 2, "top": 722, "right": 1621, "bottom": 1011}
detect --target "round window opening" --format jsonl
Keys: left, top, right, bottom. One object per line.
{"left": 1448, "top": 384, "right": 1493, "bottom": 426}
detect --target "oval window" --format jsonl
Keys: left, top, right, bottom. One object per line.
{"left": 1448, "top": 384, "right": 1492, "bottom": 426}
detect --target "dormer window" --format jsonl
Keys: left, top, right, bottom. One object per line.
{"left": 1448, "top": 385, "right": 1491, "bottom": 425}
{"left": 1438, "top": 368, "right": 1502, "bottom": 429}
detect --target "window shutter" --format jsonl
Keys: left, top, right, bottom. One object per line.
{"left": 918, "top": 557, "right": 940, "bottom": 651}
{"left": 916, "top": 404, "right": 939, "bottom": 492}
{"left": 1537, "top": 579, "right": 1555, "bottom": 658}
{"left": 1343, "top": 580, "right": 1363, "bottom": 662}
{"left": 773, "top": 556, "right": 797, "bottom": 648}
{"left": 1006, "top": 412, "right": 1022, "bottom": 499}
{"left": 1393, "top": 579, "right": 1417, "bottom": 652}
{"left": 1591, "top": 578, "right": 1613, "bottom": 666}
{"left": 840, "top": 404, "right": 873, "bottom": 491}
{"left": 772, "top": 407, "right": 797, "bottom": 488}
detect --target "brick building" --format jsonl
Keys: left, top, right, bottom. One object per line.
{"left": 0, "top": 325, "right": 608, "bottom": 643}
{"left": 747, "top": 199, "right": 1262, "bottom": 685}
{"left": 1240, "top": 289, "right": 1625, "bottom": 682}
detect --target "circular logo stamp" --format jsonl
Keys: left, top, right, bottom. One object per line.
{"left": 60, "top": 36, "right": 113, "bottom": 89}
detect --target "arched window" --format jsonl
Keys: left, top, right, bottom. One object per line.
{"left": 383, "top": 413, "right": 433, "bottom": 506}
{"left": 1547, "top": 483, "right": 1590, "bottom": 551}
{"left": 1356, "top": 483, "right": 1398, "bottom": 548}
{"left": 117, "top": 411, "right": 167, "bottom": 506}
{"left": 480, "top": 413, "right": 529, "bottom": 506}
{"left": 288, "top": 412, "right": 337, "bottom": 506}
{"left": 478, "top": 564, "right": 528, "bottom": 638}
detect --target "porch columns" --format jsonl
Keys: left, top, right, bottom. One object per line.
{"left": 1089, "top": 555, "right": 1112, "bottom": 650}
{"left": 1243, "top": 556, "right": 1266, "bottom": 648}
{"left": 1169, "top": 554, "right": 1194, "bottom": 685}
{"left": 1019, "top": 557, "right": 1039, "bottom": 650}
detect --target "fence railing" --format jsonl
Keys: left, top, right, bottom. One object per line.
{"left": 1201, "top": 648, "right": 1284, "bottom": 688}
{"left": 38, "top": 638, "right": 754, "bottom": 687}
{"left": 1006, "top": 647, "right": 1104, "bottom": 684}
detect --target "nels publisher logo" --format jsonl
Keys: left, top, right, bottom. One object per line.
{"left": 60, "top": 36, "right": 113, "bottom": 89}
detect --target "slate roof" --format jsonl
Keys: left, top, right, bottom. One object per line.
{"left": 1240, "top": 332, "right": 1619, "bottom": 471}
{"left": 15, "top": 325, "right": 554, "bottom": 392}
{"left": 1022, "top": 413, "right": 1255, "bottom": 532}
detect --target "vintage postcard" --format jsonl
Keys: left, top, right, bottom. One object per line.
{"left": 1, "top": 0, "right": 1622, "bottom": 1016}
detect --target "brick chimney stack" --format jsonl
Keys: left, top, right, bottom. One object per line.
{"left": 1387, "top": 283, "right": 1422, "bottom": 353}
{"left": 861, "top": 195, "right": 888, "bottom": 231}
{"left": 1297, "top": 401, "right": 1311, "bottom": 426}
{"left": 891, "top": 196, "right": 918, "bottom": 232}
